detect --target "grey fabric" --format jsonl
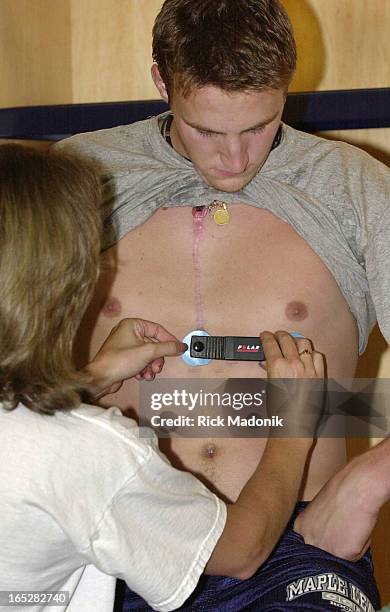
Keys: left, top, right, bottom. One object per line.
{"left": 56, "top": 113, "right": 390, "bottom": 354}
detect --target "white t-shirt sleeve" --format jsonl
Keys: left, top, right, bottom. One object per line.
{"left": 81, "top": 442, "right": 227, "bottom": 612}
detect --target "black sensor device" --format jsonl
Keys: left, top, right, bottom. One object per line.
{"left": 190, "top": 336, "right": 265, "bottom": 361}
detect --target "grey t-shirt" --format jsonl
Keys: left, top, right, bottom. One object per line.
{"left": 57, "top": 114, "right": 390, "bottom": 353}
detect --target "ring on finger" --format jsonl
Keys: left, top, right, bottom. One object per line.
{"left": 298, "top": 348, "right": 312, "bottom": 356}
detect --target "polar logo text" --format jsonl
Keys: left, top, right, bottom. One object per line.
{"left": 236, "top": 345, "right": 260, "bottom": 352}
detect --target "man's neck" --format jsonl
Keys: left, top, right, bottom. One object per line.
{"left": 168, "top": 115, "right": 192, "bottom": 161}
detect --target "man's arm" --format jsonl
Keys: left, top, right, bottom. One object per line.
{"left": 294, "top": 437, "right": 390, "bottom": 561}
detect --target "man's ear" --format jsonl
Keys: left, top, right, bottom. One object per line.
{"left": 151, "top": 64, "right": 169, "bottom": 103}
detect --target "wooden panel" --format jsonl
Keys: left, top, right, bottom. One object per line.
{"left": 0, "top": 139, "right": 52, "bottom": 150}
{"left": 70, "top": 0, "right": 163, "bottom": 103}
{"left": 0, "top": 0, "right": 72, "bottom": 107}
{"left": 1, "top": 1, "right": 388, "bottom": 106}
{"left": 70, "top": 0, "right": 390, "bottom": 102}
{"left": 283, "top": 0, "right": 390, "bottom": 92}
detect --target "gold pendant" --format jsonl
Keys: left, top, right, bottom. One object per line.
{"left": 209, "top": 201, "right": 230, "bottom": 226}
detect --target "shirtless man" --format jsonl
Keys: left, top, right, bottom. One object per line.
{"left": 58, "top": 0, "right": 389, "bottom": 608}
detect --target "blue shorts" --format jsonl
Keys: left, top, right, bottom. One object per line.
{"left": 114, "top": 503, "right": 380, "bottom": 611}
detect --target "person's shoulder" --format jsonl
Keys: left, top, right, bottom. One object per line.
{"left": 259, "top": 124, "right": 389, "bottom": 215}
{"left": 282, "top": 124, "right": 388, "bottom": 172}
{"left": 54, "top": 115, "right": 158, "bottom": 159}
{"left": 267, "top": 125, "right": 389, "bottom": 195}
{"left": 59, "top": 403, "right": 158, "bottom": 464}
{"left": 0, "top": 402, "right": 157, "bottom": 479}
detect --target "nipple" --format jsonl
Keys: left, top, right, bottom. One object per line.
{"left": 285, "top": 301, "right": 308, "bottom": 322}
{"left": 102, "top": 296, "right": 122, "bottom": 318}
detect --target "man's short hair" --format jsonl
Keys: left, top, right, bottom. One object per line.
{"left": 153, "top": 0, "right": 297, "bottom": 97}
{"left": 0, "top": 145, "right": 102, "bottom": 415}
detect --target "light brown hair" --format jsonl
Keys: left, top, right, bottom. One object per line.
{"left": 153, "top": 0, "right": 297, "bottom": 98}
{"left": 0, "top": 145, "right": 102, "bottom": 415}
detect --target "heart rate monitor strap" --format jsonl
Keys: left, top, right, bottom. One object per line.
{"left": 190, "top": 336, "right": 265, "bottom": 361}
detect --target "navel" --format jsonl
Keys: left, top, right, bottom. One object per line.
{"left": 204, "top": 443, "right": 217, "bottom": 459}
{"left": 285, "top": 300, "right": 308, "bottom": 322}
{"left": 102, "top": 296, "right": 122, "bottom": 318}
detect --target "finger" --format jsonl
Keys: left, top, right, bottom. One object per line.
{"left": 136, "top": 319, "right": 182, "bottom": 344}
{"left": 295, "top": 338, "right": 313, "bottom": 357}
{"left": 137, "top": 363, "right": 155, "bottom": 380}
{"left": 151, "top": 357, "right": 164, "bottom": 374}
{"left": 312, "top": 351, "right": 325, "bottom": 377}
{"left": 137, "top": 366, "right": 148, "bottom": 379}
{"left": 297, "top": 349, "right": 314, "bottom": 368}
{"left": 142, "top": 340, "right": 188, "bottom": 362}
{"left": 154, "top": 340, "right": 188, "bottom": 358}
{"left": 259, "top": 331, "right": 283, "bottom": 361}
{"left": 274, "top": 330, "right": 301, "bottom": 360}
{"left": 143, "top": 366, "right": 155, "bottom": 381}
{"left": 297, "top": 352, "right": 317, "bottom": 379}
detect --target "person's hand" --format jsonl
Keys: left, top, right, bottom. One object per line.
{"left": 260, "top": 331, "right": 325, "bottom": 438}
{"left": 260, "top": 331, "right": 323, "bottom": 378}
{"left": 82, "top": 318, "right": 187, "bottom": 399}
{"left": 293, "top": 453, "right": 378, "bottom": 560}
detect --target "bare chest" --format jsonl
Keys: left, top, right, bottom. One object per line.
{"left": 94, "top": 205, "right": 357, "bottom": 375}
{"left": 80, "top": 204, "right": 358, "bottom": 500}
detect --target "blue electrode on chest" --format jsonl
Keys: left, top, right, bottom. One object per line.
{"left": 182, "top": 330, "right": 211, "bottom": 366}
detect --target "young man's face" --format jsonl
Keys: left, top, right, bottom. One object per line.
{"left": 169, "top": 85, "right": 286, "bottom": 192}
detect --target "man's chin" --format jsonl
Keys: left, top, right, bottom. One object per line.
{"left": 202, "top": 173, "right": 254, "bottom": 193}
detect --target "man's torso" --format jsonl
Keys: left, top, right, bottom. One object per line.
{"left": 78, "top": 203, "right": 359, "bottom": 502}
